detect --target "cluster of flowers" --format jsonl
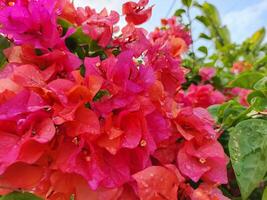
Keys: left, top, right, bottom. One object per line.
{"left": 192, "top": 66, "right": 251, "bottom": 107}
{"left": 0, "top": 0, "right": 229, "bottom": 199}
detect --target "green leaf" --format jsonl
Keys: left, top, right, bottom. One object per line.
{"left": 57, "top": 17, "right": 73, "bottom": 35}
{"left": 263, "top": 187, "right": 267, "bottom": 200}
{"left": 198, "top": 46, "right": 208, "bottom": 56}
{"left": 0, "top": 192, "right": 42, "bottom": 200}
{"left": 174, "top": 8, "right": 186, "bottom": 17}
{"left": 195, "top": 16, "right": 209, "bottom": 26}
{"left": 199, "top": 33, "right": 211, "bottom": 40}
{"left": 0, "top": 36, "right": 10, "bottom": 50}
{"left": 202, "top": 2, "right": 221, "bottom": 26}
{"left": 254, "top": 76, "right": 267, "bottom": 93}
{"left": 229, "top": 72, "right": 264, "bottom": 89}
{"left": 218, "top": 26, "right": 231, "bottom": 45}
{"left": 250, "top": 96, "right": 267, "bottom": 111}
{"left": 221, "top": 101, "right": 247, "bottom": 128}
{"left": 0, "top": 36, "right": 10, "bottom": 68}
{"left": 0, "top": 53, "right": 7, "bottom": 68}
{"left": 93, "top": 90, "right": 110, "bottom": 102}
{"left": 208, "top": 104, "right": 221, "bottom": 122}
{"left": 255, "top": 55, "right": 267, "bottom": 70}
{"left": 181, "top": 0, "right": 192, "bottom": 7}
{"left": 69, "top": 27, "right": 92, "bottom": 45}
{"left": 245, "top": 28, "right": 266, "bottom": 50}
{"left": 247, "top": 90, "right": 266, "bottom": 104}
{"left": 229, "top": 119, "right": 267, "bottom": 200}
{"left": 207, "top": 101, "right": 246, "bottom": 127}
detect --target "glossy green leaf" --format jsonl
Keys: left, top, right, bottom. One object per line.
{"left": 229, "top": 72, "right": 264, "bottom": 89}
{"left": 251, "top": 97, "right": 267, "bottom": 111}
{"left": 174, "top": 8, "right": 186, "bottom": 17}
{"left": 0, "top": 192, "right": 42, "bottom": 200}
{"left": 181, "top": 0, "right": 192, "bottom": 7}
{"left": 229, "top": 119, "right": 267, "bottom": 200}
{"left": 208, "top": 100, "right": 246, "bottom": 127}
{"left": 254, "top": 76, "right": 267, "bottom": 93}
{"left": 247, "top": 90, "right": 266, "bottom": 104}
{"left": 221, "top": 102, "right": 247, "bottom": 128}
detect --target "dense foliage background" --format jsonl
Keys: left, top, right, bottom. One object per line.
{"left": 176, "top": 0, "right": 267, "bottom": 199}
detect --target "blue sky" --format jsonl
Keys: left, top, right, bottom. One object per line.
{"left": 74, "top": 0, "right": 267, "bottom": 44}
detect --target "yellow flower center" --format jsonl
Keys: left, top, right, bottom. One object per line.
{"left": 140, "top": 139, "right": 147, "bottom": 147}
{"left": 199, "top": 158, "right": 206, "bottom": 164}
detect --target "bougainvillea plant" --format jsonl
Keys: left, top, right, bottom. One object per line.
{"left": 0, "top": 0, "right": 266, "bottom": 199}
{"left": 0, "top": 0, "right": 230, "bottom": 199}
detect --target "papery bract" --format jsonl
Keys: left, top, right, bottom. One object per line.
{"left": 191, "top": 183, "right": 230, "bottom": 200}
{"left": 0, "top": 0, "right": 63, "bottom": 49}
{"left": 185, "top": 84, "right": 225, "bottom": 108}
{"left": 122, "top": 0, "right": 153, "bottom": 25}
{"left": 178, "top": 140, "right": 228, "bottom": 184}
{"left": 82, "top": 9, "right": 119, "bottom": 47}
{"left": 175, "top": 107, "right": 217, "bottom": 141}
{"left": 199, "top": 67, "right": 216, "bottom": 82}
{"left": 133, "top": 166, "right": 179, "bottom": 200}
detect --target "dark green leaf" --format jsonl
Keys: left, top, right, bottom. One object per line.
{"left": 93, "top": 90, "right": 110, "bottom": 102}
{"left": 199, "top": 33, "right": 211, "bottom": 40}
{"left": 198, "top": 46, "right": 208, "bottom": 56}
{"left": 84, "top": 102, "right": 91, "bottom": 109}
{"left": 0, "top": 53, "right": 7, "bottom": 68}
{"left": 0, "top": 37, "right": 10, "bottom": 50}
{"left": 0, "top": 36, "right": 10, "bottom": 68}
{"left": 80, "top": 64, "right": 86, "bottom": 77}
{"left": 229, "top": 119, "right": 267, "bottom": 199}
{"left": 112, "top": 48, "right": 121, "bottom": 56}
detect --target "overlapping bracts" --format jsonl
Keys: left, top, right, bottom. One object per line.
{"left": 0, "top": 0, "right": 229, "bottom": 199}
